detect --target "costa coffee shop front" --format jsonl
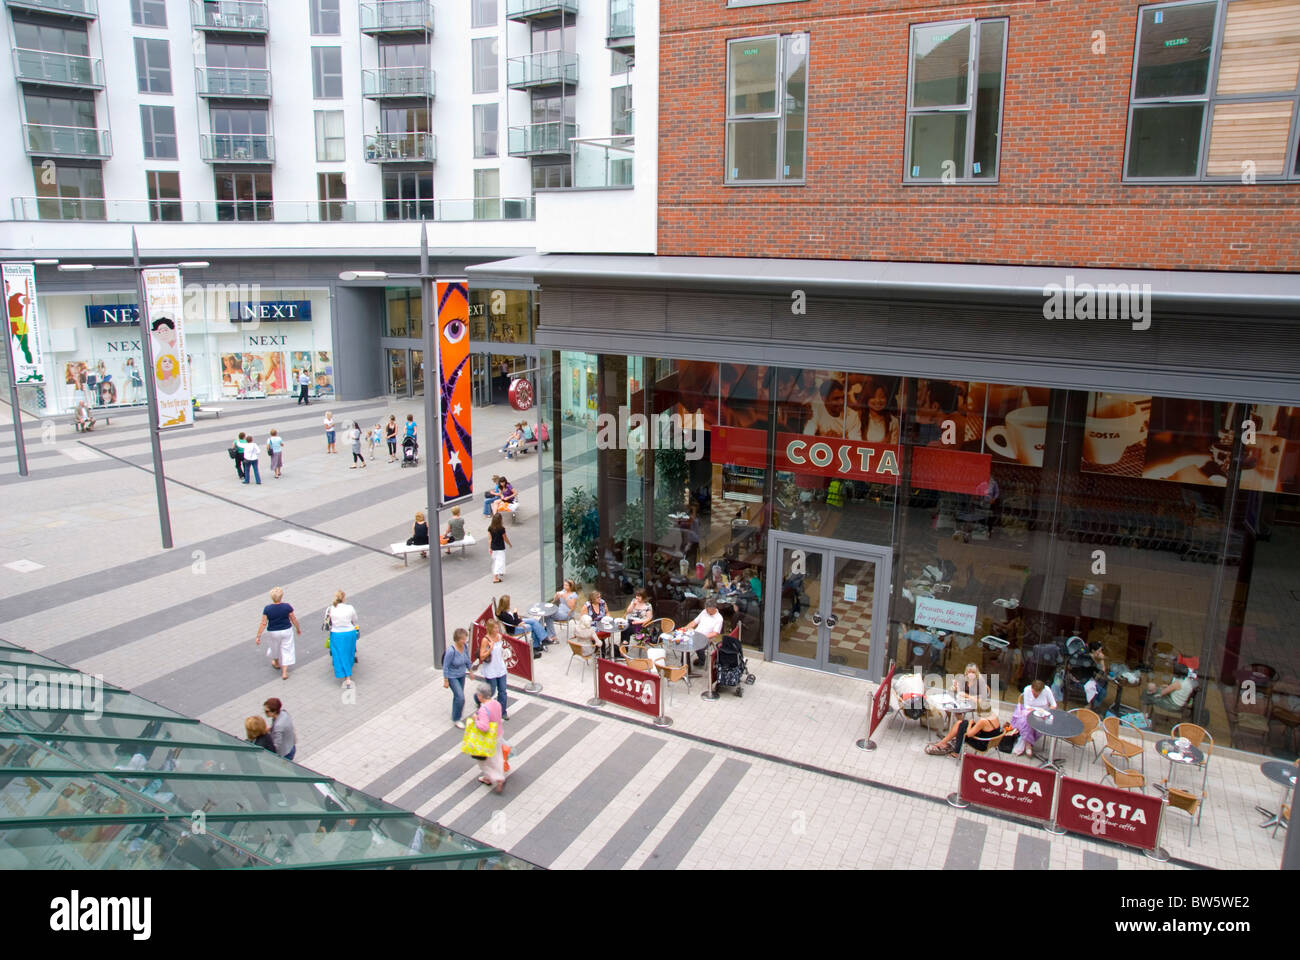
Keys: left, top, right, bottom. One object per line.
{"left": 468, "top": 254, "right": 1300, "bottom": 759}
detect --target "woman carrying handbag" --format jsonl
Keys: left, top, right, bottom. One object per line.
{"left": 462, "top": 682, "right": 511, "bottom": 794}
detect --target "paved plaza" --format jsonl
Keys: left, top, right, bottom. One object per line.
{"left": 0, "top": 397, "right": 1290, "bottom": 870}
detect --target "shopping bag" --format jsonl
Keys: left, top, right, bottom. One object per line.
{"left": 461, "top": 721, "right": 499, "bottom": 759}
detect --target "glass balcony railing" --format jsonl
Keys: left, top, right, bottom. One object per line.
{"left": 608, "top": 0, "right": 633, "bottom": 43}
{"left": 199, "top": 133, "right": 274, "bottom": 162}
{"left": 191, "top": 0, "right": 268, "bottom": 32}
{"left": 12, "top": 48, "right": 104, "bottom": 86}
{"left": 363, "top": 132, "right": 436, "bottom": 162}
{"left": 572, "top": 135, "right": 633, "bottom": 187}
{"left": 361, "top": 67, "right": 435, "bottom": 99}
{"left": 11, "top": 196, "right": 535, "bottom": 222}
{"left": 4, "top": 0, "right": 97, "bottom": 18}
{"left": 195, "top": 66, "right": 271, "bottom": 97}
{"left": 508, "top": 120, "right": 577, "bottom": 156}
{"left": 359, "top": 1, "right": 434, "bottom": 33}
{"left": 23, "top": 123, "right": 111, "bottom": 157}
{"left": 506, "top": 0, "right": 577, "bottom": 21}
{"left": 506, "top": 51, "right": 578, "bottom": 88}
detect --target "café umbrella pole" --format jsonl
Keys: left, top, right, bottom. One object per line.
{"left": 132, "top": 229, "right": 174, "bottom": 550}
{"left": 421, "top": 221, "right": 447, "bottom": 665}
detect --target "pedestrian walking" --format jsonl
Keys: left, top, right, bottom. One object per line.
{"left": 232, "top": 431, "right": 247, "bottom": 480}
{"left": 324, "top": 412, "right": 337, "bottom": 454}
{"left": 404, "top": 413, "right": 417, "bottom": 446}
{"left": 267, "top": 428, "right": 284, "bottom": 478}
{"left": 349, "top": 421, "right": 366, "bottom": 468}
{"left": 263, "top": 697, "right": 297, "bottom": 760}
{"left": 442, "top": 627, "right": 472, "bottom": 728}
{"left": 465, "top": 681, "right": 511, "bottom": 794}
{"left": 472, "top": 618, "right": 509, "bottom": 720}
{"left": 385, "top": 414, "right": 398, "bottom": 461}
{"left": 487, "top": 512, "right": 511, "bottom": 583}
{"left": 254, "top": 586, "right": 301, "bottom": 680}
{"left": 297, "top": 369, "right": 311, "bottom": 405}
{"left": 245, "top": 715, "right": 275, "bottom": 752}
{"left": 242, "top": 435, "right": 262, "bottom": 484}
{"left": 369, "top": 422, "right": 383, "bottom": 461}
{"left": 324, "top": 589, "right": 359, "bottom": 689}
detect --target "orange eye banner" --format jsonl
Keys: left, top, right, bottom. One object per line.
{"left": 436, "top": 280, "right": 472, "bottom": 502}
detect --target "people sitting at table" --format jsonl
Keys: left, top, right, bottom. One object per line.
{"left": 496, "top": 595, "right": 549, "bottom": 655}
{"left": 583, "top": 590, "right": 610, "bottom": 654}
{"left": 409, "top": 510, "right": 430, "bottom": 558}
{"left": 625, "top": 589, "right": 654, "bottom": 642}
{"left": 953, "top": 663, "right": 991, "bottom": 713}
{"left": 1141, "top": 662, "right": 1196, "bottom": 717}
{"left": 682, "top": 597, "right": 724, "bottom": 668}
{"left": 440, "top": 506, "right": 465, "bottom": 551}
{"left": 544, "top": 579, "right": 579, "bottom": 640}
{"left": 925, "top": 711, "right": 1002, "bottom": 759}
{"left": 1009, "top": 678, "right": 1057, "bottom": 757}
{"left": 482, "top": 475, "right": 502, "bottom": 517}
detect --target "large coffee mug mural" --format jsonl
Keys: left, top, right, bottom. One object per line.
{"left": 985, "top": 405, "right": 1049, "bottom": 467}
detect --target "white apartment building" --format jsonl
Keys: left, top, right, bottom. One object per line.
{"left": 0, "top": 0, "right": 656, "bottom": 413}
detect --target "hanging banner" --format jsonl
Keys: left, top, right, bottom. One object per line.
{"left": 436, "top": 280, "right": 472, "bottom": 503}
{"left": 142, "top": 268, "right": 191, "bottom": 428}
{"left": 3, "top": 262, "right": 45, "bottom": 384}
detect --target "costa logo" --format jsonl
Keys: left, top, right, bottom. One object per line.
{"left": 603, "top": 671, "right": 656, "bottom": 702}
{"left": 1070, "top": 793, "right": 1149, "bottom": 825}
{"left": 973, "top": 767, "right": 1045, "bottom": 797}
{"left": 785, "top": 439, "right": 901, "bottom": 477}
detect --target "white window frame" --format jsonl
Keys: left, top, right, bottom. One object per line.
{"left": 724, "top": 33, "right": 808, "bottom": 185}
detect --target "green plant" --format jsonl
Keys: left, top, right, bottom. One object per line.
{"left": 612, "top": 497, "right": 675, "bottom": 578}
{"left": 561, "top": 487, "right": 599, "bottom": 585}
{"left": 654, "top": 446, "right": 689, "bottom": 510}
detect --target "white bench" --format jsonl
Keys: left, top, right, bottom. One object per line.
{"left": 194, "top": 407, "right": 223, "bottom": 418}
{"left": 492, "top": 500, "right": 520, "bottom": 525}
{"left": 390, "top": 534, "right": 476, "bottom": 566}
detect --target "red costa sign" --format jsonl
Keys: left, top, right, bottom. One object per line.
{"left": 596, "top": 657, "right": 662, "bottom": 719}
{"left": 867, "top": 663, "right": 896, "bottom": 741}
{"left": 508, "top": 377, "right": 534, "bottom": 411}
{"left": 501, "top": 633, "right": 533, "bottom": 683}
{"left": 1054, "top": 777, "right": 1163, "bottom": 851}
{"left": 959, "top": 753, "right": 1057, "bottom": 821}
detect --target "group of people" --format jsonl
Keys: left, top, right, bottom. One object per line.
{"left": 500, "top": 421, "right": 546, "bottom": 459}
{"left": 323, "top": 412, "right": 419, "bottom": 468}
{"left": 232, "top": 429, "right": 285, "bottom": 483}
{"left": 442, "top": 624, "right": 513, "bottom": 793}
{"left": 243, "top": 697, "right": 297, "bottom": 760}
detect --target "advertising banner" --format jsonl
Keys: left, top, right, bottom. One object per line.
{"left": 501, "top": 632, "right": 533, "bottom": 684}
{"left": 1055, "top": 776, "right": 1163, "bottom": 851}
{"left": 914, "top": 597, "right": 979, "bottom": 635}
{"left": 867, "top": 662, "right": 897, "bottom": 742}
{"left": 142, "top": 268, "right": 191, "bottom": 428}
{"left": 436, "top": 280, "right": 472, "bottom": 503}
{"left": 958, "top": 753, "right": 1057, "bottom": 822}
{"left": 595, "top": 657, "right": 661, "bottom": 719}
{"left": 3, "top": 262, "right": 44, "bottom": 384}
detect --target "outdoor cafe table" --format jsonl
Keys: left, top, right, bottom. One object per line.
{"left": 925, "top": 691, "right": 975, "bottom": 736}
{"left": 528, "top": 602, "right": 557, "bottom": 619}
{"left": 1257, "top": 761, "right": 1298, "bottom": 834}
{"left": 662, "top": 630, "right": 710, "bottom": 677}
{"left": 1154, "top": 738, "right": 1204, "bottom": 794}
{"left": 1026, "top": 708, "right": 1084, "bottom": 772}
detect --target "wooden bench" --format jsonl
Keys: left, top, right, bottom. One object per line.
{"left": 390, "top": 534, "right": 476, "bottom": 566}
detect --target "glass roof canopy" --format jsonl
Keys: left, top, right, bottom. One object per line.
{"left": 0, "top": 640, "right": 533, "bottom": 870}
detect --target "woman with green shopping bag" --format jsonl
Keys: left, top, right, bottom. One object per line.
{"left": 462, "top": 682, "right": 511, "bottom": 794}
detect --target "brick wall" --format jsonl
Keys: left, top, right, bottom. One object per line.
{"left": 658, "top": 0, "right": 1300, "bottom": 271}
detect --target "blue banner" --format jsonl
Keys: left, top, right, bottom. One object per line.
{"left": 85, "top": 304, "right": 141, "bottom": 327}
{"left": 228, "top": 300, "right": 312, "bottom": 323}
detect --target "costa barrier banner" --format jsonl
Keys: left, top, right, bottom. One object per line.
{"left": 143, "top": 268, "right": 191, "bottom": 428}
{"left": 868, "top": 662, "right": 896, "bottom": 742}
{"left": 3, "top": 262, "right": 44, "bottom": 384}
{"left": 436, "top": 280, "right": 472, "bottom": 504}
{"left": 958, "top": 753, "right": 1057, "bottom": 821}
{"left": 1055, "top": 776, "right": 1163, "bottom": 851}
{"left": 594, "top": 657, "right": 662, "bottom": 721}
{"left": 501, "top": 632, "right": 533, "bottom": 684}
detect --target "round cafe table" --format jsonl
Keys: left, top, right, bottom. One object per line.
{"left": 1257, "top": 761, "right": 1298, "bottom": 835}
{"left": 925, "top": 691, "right": 975, "bottom": 736}
{"left": 666, "top": 630, "right": 711, "bottom": 677}
{"left": 1026, "top": 708, "right": 1084, "bottom": 772}
{"left": 529, "top": 602, "right": 557, "bottom": 619}
{"left": 1154, "top": 738, "right": 1205, "bottom": 794}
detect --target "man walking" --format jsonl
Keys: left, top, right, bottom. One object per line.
{"left": 243, "top": 435, "right": 262, "bottom": 484}
{"left": 233, "top": 431, "right": 247, "bottom": 481}
{"left": 297, "top": 368, "right": 311, "bottom": 405}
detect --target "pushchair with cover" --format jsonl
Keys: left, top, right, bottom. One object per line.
{"left": 401, "top": 435, "right": 419, "bottom": 467}
{"left": 714, "top": 632, "right": 755, "bottom": 696}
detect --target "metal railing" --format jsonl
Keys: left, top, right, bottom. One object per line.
{"left": 10, "top": 196, "right": 536, "bottom": 223}
{"left": 12, "top": 48, "right": 104, "bottom": 86}
{"left": 361, "top": 67, "right": 435, "bottom": 98}
{"left": 608, "top": 0, "right": 633, "bottom": 41}
{"left": 363, "top": 132, "right": 436, "bottom": 162}
{"left": 5, "top": 0, "right": 97, "bottom": 16}
{"left": 508, "top": 120, "right": 578, "bottom": 156}
{"left": 199, "top": 133, "right": 274, "bottom": 162}
{"left": 572, "top": 135, "right": 633, "bottom": 187}
{"left": 359, "top": 0, "right": 434, "bottom": 32}
{"left": 195, "top": 66, "right": 271, "bottom": 97}
{"left": 191, "top": 0, "right": 268, "bottom": 31}
{"left": 23, "top": 123, "right": 111, "bottom": 157}
{"left": 506, "top": 0, "right": 578, "bottom": 20}
{"left": 506, "top": 50, "right": 578, "bottom": 88}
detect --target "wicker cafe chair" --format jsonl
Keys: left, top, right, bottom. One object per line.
{"left": 625, "top": 657, "right": 655, "bottom": 673}
{"left": 1102, "top": 715, "right": 1145, "bottom": 776}
{"left": 1102, "top": 755, "right": 1147, "bottom": 793}
{"left": 566, "top": 639, "right": 597, "bottom": 681}
{"left": 963, "top": 728, "right": 1006, "bottom": 754}
{"left": 1164, "top": 788, "right": 1201, "bottom": 846}
{"left": 655, "top": 660, "right": 691, "bottom": 706}
{"left": 1170, "top": 722, "right": 1213, "bottom": 808}
{"left": 1064, "top": 708, "right": 1102, "bottom": 771}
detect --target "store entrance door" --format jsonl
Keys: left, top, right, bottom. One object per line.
{"left": 765, "top": 532, "right": 891, "bottom": 682}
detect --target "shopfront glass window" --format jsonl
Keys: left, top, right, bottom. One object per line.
{"left": 384, "top": 288, "right": 421, "bottom": 340}
{"left": 469, "top": 287, "right": 532, "bottom": 345}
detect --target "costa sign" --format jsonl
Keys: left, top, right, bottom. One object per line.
{"left": 508, "top": 377, "right": 534, "bottom": 411}
{"left": 1054, "top": 777, "right": 1163, "bottom": 851}
{"left": 595, "top": 657, "right": 661, "bottom": 719}
{"left": 868, "top": 662, "right": 896, "bottom": 741}
{"left": 959, "top": 753, "right": 1057, "bottom": 821}
{"left": 501, "top": 633, "right": 533, "bottom": 683}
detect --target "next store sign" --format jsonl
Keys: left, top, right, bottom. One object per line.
{"left": 228, "top": 300, "right": 312, "bottom": 322}
{"left": 85, "top": 304, "right": 141, "bottom": 327}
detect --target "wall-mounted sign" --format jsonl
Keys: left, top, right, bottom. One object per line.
{"left": 228, "top": 300, "right": 312, "bottom": 323}
{"left": 914, "top": 596, "right": 978, "bottom": 635}
{"left": 85, "top": 304, "right": 141, "bottom": 327}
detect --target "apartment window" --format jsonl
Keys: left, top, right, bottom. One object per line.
{"left": 611, "top": 50, "right": 632, "bottom": 75}
{"left": 318, "top": 172, "right": 347, "bottom": 221}
{"left": 134, "top": 37, "right": 172, "bottom": 94}
{"left": 141, "top": 105, "right": 177, "bottom": 159}
{"left": 310, "top": 0, "right": 341, "bottom": 35}
{"left": 475, "top": 168, "right": 501, "bottom": 219}
{"left": 383, "top": 169, "right": 434, "bottom": 221}
{"left": 207, "top": 43, "right": 267, "bottom": 69}
{"left": 904, "top": 19, "right": 1006, "bottom": 182}
{"left": 131, "top": 0, "right": 167, "bottom": 26}
{"left": 312, "top": 46, "right": 344, "bottom": 98}
{"left": 725, "top": 33, "right": 807, "bottom": 183}
{"left": 472, "top": 37, "right": 498, "bottom": 93}
{"left": 147, "top": 170, "right": 181, "bottom": 222}
{"left": 13, "top": 21, "right": 90, "bottom": 56}
{"left": 314, "top": 110, "right": 345, "bottom": 161}
{"left": 211, "top": 106, "right": 270, "bottom": 160}
{"left": 24, "top": 92, "right": 95, "bottom": 128}
{"left": 472, "top": 0, "right": 497, "bottom": 28}
{"left": 612, "top": 84, "right": 633, "bottom": 136}
{"left": 32, "top": 159, "right": 103, "bottom": 220}
{"left": 1126, "top": 0, "right": 1300, "bottom": 181}
{"left": 532, "top": 161, "right": 572, "bottom": 190}
{"left": 379, "top": 41, "right": 429, "bottom": 69}
{"left": 215, "top": 171, "right": 272, "bottom": 222}
{"left": 474, "top": 103, "right": 499, "bottom": 157}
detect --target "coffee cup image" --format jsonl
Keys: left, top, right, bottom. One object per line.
{"left": 1084, "top": 399, "right": 1149, "bottom": 465}
{"left": 985, "top": 406, "right": 1048, "bottom": 466}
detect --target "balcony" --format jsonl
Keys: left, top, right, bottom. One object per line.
{"left": 12, "top": 48, "right": 104, "bottom": 88}
{"left": 361, "top": 67, "right": 435, "bottom": 99}
{"left": 359, "top": 1, "right": 434, "bottom": 34}
{"left": 200, "top": 133, "right": 274, "bottom": 162}
{"left": 196, "top": 67, "right": 271, "bottom": 98}
{"left": 4, "top": 0, "right": 96, "bottom": 18}
{"left": 572, "top": 135, "right": 633, "bottom": 187}
{"left": 508, "top": 121, "right": 577, "bottom": 157}
{"left": 24, "top": 123, "right": 111, "bottom": 158}
{"left": 364, "top": 132, "right": 436, "bottom": 163}
{"left": 506, "top": 51, "right": 578, "bottom": 89}
{"left": 506, "top": 0, "right": 577, "bottom": 22}
{"left": 11, "top": 196, "right": 534, "bottom": 223}
{"left": 607, "top": 0, "right": 633, "bottom": 51}
{"left": 191, "top": 1, "right": 268, "bottom": 33}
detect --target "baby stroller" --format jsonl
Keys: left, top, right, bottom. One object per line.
{"left": 714, "top": 633, "right": 755, "bottom": 697}
{"left": 401, "top": 435, "right": 419, "bottom": 468}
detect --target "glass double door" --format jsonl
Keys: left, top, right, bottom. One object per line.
{"left": 766, "top": 533, "right": 892, "bottom": 681}
{"left": 386, "top": 348, "right": 424, "bottom": 397}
